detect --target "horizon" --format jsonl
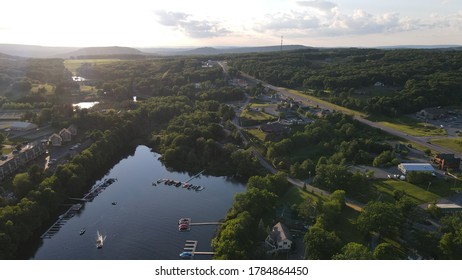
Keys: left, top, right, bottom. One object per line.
{"left": 1, "top": 0, "right": 461, "bottom": 48}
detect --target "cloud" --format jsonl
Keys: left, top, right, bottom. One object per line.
{"left": 155, "top": 10, "right": 230, "bottom": 38}
{"left": 296, "top": 0, "right": 337, "bottom": 13}
{"left": 254, "top": 4, "right": 457, "bottom": 39}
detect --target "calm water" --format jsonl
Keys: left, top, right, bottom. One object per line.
{"left": 31, "top": 145, "right": 245, "bottom": 260}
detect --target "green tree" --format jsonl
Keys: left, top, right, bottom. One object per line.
{"left": 357, "top": 201, "right": 404, "bottom": 237}
{"left": 373, "top": 243, "right": 403, "bottom": 260}
{"left": 304, "top": 226, "right": 342, "bottom": 259}
{"left": 333, "top": 242, "right": 373, "bottom": 260}
{"left": 12, "top": 173, "right": 33, "bottom": 198}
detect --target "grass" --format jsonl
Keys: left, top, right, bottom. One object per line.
{"left": 79, "top": 85, "right": 97, "bottom": 94}
{"left": 64, "top": 59, "right": 122, "bottom": 75}
{"left": 331, "top": 206, "right": 365, "bottom": 245}
{"left": 373, "top": 180, "right": 440, "bottom": 204}
{"left": 246, "top": 128, "right": 267, "bottom": 142}
{"left": 240, "top": 108, "right": 277, "bottom": 123}
{"left": 429, "top": 138, "right": 462, "bottom": 153}
{"left": 281, "top": 186, "right": 324, "bottom": 205}
{"left": 285, "top": 88, "right": 365, "bottom": 117}
{"left": 30, "top": 83, "right": 54, "bottom": 94}
{"left": 368, "top": 115, "right": 445, "bottom": 137}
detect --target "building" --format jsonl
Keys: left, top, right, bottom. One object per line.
{"left": 67, "top": 124, "right": 78, "bottom": 136}
{"left": 260, "top": 122, "right": 288, "bottom": 134}
{"left": 49, "top": 133, "right": 62, "bottom": 147}
{"left": 59, "top": 128, "right": 72, "bottom": 142}
{"left": 432, "top": 153, "right": 461, "bottom": 171}
{"left": 265, "top": 222, "right": 293, "bottom": 252}
{"left": 418, "top": 107, "right": 447, "bottom": 120}
{"left": 9, "top": 121, "right": 38, "bottom": 131}
{"left": 398, "top": 163, "right": 435, "bottom": 175}
{"left": 430, "top": 203, "right": 462, "bottom": 213}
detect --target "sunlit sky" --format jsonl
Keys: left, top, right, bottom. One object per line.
{"left": 1, "top": 0, "right": 461, "bottom": 48}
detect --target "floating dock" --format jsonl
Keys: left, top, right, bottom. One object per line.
{"left": 40, "top": 203, "right": 83, "bottom": 239}
{"left": 182, "top": 240, "right": 215, "bottom": 257}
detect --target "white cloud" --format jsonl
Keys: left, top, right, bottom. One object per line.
{"left": 296, "top": 0, "right": 337, "bottom": 13}
{"left": 155, "top": 10, "right": 231, "bottom": 38}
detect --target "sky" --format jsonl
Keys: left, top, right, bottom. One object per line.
{"left": 1, "top": 0, "right": 461, "bottom": 48}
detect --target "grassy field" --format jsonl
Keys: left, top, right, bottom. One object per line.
{"left": 31, "top": 83, "right": 54, "bottom": 94}
{"left": 64, "top": 59, "right": 121, "bottom": 75}
{"left": 281, "top": 186, "right": 323, "bottom": 205}
{"left": 245, "top": 128, "right": 267, "bottom": 142}
{"left": 429, "top": 138, "right": 462, "bottom": 153}
{"left": 369, "top": 115, "right": 445, "bottom": 137}
{"left": 286, "top": 89, "right": 365, "bottom": 117}
{"left": 373, "top": 180, "right": 440, "bottom": 204}
{"left": 240, "top": 108, "right": 277, "bottom": 124}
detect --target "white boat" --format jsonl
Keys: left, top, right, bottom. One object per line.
{"left": 96, "top": 230, "right": 106, "bottom": 249}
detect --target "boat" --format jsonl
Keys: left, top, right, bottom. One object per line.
{"left": 178, "top": 218, "right": 190, "bottom": 224}
{"left": 79, "top": 228, "right": 86, "bottom": 235}
{"left": 179, "top": 251, "right": 193, "bottom": 259}
{"left": 195, "top": 186, "right": 205, "bottom": 191}
{"left": 178, "top": 224, "right": 189, "bottom": 231}
{"left": 96, "top": 230, "right": 105, "bottom": 249}
{"left": 112, "top": 201, "right": 117, "bottom": 205}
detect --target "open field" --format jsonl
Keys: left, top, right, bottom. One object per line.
{"left": 373, "top": 180, "right": 440, "bottom": 204}
{"left": 429, "top": 138, "right": 462, "bottom": 153}
{"left": 31, "top": 83, "right": 54, "bottom": 94}
{"left": 64, "top": 59, "right": 122, "bottom": 74}
{"left": 368, "top": 115, "right": 445, "bottom": 137}
{"left": 246, "top": 128, "right": 267, "bottom": 142}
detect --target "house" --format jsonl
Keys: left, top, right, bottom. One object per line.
{"left": 265, "top": 222, "right": 293, "bottom": 252}
{"left": 432, "top": 153, "right": 461, "bottom": 171}
{"left": 67, "top": 124, "right": 78, "bottom": 136}
{"left": 430, "top": 203, "right": 462, "bottom": 213}
{"left": 418, "top": 107, "right": 447, "bottom": 120}
{"left": 398, "top": 163, "right": 435, "bottom": 175}
{"left": 49, "top": 133, "right": 62, "bottom": 147}
{"left": 260, "top": 122, "right": 288, "bottom": 134}
{"left": 59, "top": 128, "right": 72, "bottom": 142}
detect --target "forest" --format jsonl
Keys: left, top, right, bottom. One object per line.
{"left": 228, "top": 48, "right": 462, "bottom": 116}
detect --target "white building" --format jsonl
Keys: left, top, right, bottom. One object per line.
{"left": 398, "top": 163, "right": 435, "bottom": 174}
{"left": 265, "top": 222, "right": 293, "bottom": 252}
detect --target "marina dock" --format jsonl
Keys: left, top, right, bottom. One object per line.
{"left": 40, "top": 178, "right": 117, "bottom": 239}
{"left": 40, "top": 204, "right": 82, "bottom": 239}
{"left": 178, "top": 218, "right": 222, "bottom": 232}
{"left": 183, "top": 240, "right": 215, "bottom": 257}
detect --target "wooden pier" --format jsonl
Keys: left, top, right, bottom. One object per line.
{"left": 184, "top": 169, "right": 206, "bottom": 183}
{"left": 40, "top": 204, "right": 83, "bottom": 239}
{"left": 183, "top": 240, "right": 215, "bottom": 257}
{"left": 178, "top": 218, "right": 222, "bottom": 232}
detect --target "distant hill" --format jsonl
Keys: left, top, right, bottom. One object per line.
{"left": 0, "top": 44, "right": 79, "bottom": 58}
{"left": 59, "top": 46, "right": 146, "bottom": 58}
{"left": 141, "top": 45, "right": 311, "bottom": 56}
{"left": 376, "top": 45, "right": 462, "bottom": 49}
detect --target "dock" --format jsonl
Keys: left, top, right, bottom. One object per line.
{"left": 41, "top": 178, "right": 117, "bottom": 239}
{"left": 40, "top": 203, "right": 83, "bottom": 239}
{"left": 183, "top": 240, "right": 215, "bottom": 257}
{"left": 178, "top": 218, "right": 222, "bottom": 232}
{"left": 184, "top": 169, "right": 206, "bottom": 183}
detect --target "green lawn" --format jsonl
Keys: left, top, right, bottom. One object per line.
{"left": 429, "top": 138, "right": 462, "bottom": 153}
{"left": 368, "top": 115, "right": 445, "bottom": 137}
{"left": 241, "top": 109, "right": 276, "bottom": 121}
{"left": 281, "top": 186, "right": 323, "bottom": 205}
{"left": 64, "top": 59, "right": 122, "bottom": 75}
{"left": 331, "top": 206, "right": 365, "bottom": 245}
{"left": 31, "top": 83, "right": 54, "bottom": 94}
{"left": 373, "top": 180, "right": 440, "bottom": 204}
{"left": 246, "top": 128, "right": 267, "bottom": 142}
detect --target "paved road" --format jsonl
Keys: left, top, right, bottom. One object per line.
{"left": 241, "top": 72, "right": 461, "bottom": 158}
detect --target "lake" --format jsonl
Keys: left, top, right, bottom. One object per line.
{"left": 31, "top": 145, "right": 246, "bottom": 260}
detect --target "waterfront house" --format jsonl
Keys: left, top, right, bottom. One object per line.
{"left": 265, "top": 222, "right": 293, "bottom": 252}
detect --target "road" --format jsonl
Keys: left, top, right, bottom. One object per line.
{"left": 220, "top": 63, "right": 364, "bottom": 210}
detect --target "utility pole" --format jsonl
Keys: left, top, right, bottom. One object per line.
{"left": 280, "top": 36, "right": 283, "bottom": 54}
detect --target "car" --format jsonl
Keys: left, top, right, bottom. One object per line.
{"left": 0, "top": 155, "right": 8, "bottom": 160}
